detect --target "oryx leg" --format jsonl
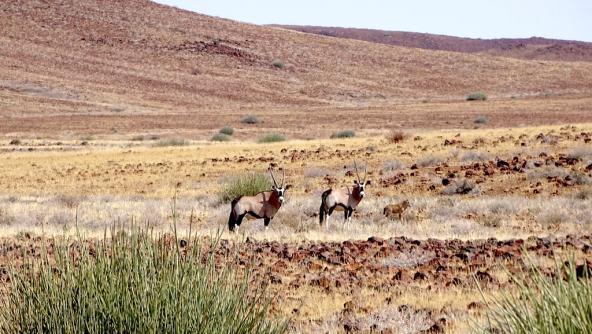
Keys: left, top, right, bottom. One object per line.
{"left": 346, "top": 208, "right": 353, "bottom": 228}
{"left": 264, "top": 218, "right": 271, "bottom": 231}
{"left": 327, "top": 206, "right": 336, "bottom": 230}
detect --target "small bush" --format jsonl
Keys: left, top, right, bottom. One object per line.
{"left": 132, "top": 134, "right": 160, "bottom": 141}
{"left": 387, "top": 130, "right": 409, "bottom": 143}
{"left": 219, "top": 173, "right": 273, "bottom": 203}
{"left": 442, "top": 179, "right": 477, "bottom": 195}
{"left": 241, "top": 115, "right": 261, "bottom": 124}
{"left": 0, "top": 229, "right": 286, "bottom": 333}
{"left": 0, "top": 208, "right": 15, "bottom": 226}
{"left": 480, "top": 257, "right": 592, "bottom": 334}
{"left": 527, "top": 166, "right": 568, "bottom": 180}
{"left": 211, "top": 133, "right": 231, "bottom": 142}
{"left": 474, "top": 116, "right": 488, "bottom": 124}
{"left": 153, "top": 138, "right": 189, "bottom": 147}
{"left": 330, "top": 130, "right": 355, "bottom": 139}
{"left": 258, "top": 133, "right": 286, "bottom": 143}
{"left": 574, "top": 188, "right": 592, "bottom": 200}
{"left": 219, "top": 126, "right": 234, "bottom": 136}
{"left": 383, "top": 160, "right": 405, "bottom": 171}
{"left": 9, "top": 139, "right": 21, "bottom": 145}
{"left": 304, "top": 167, "right": 332, "bottom": 178}
{"left": 460, "top": 150, "right": 491, "bottom": 163}
{"left": 568, "top": 146, "right": 592, "bottom": 161}
{"left": 271, "top": 59, "right": 285, "bottom": 69}
{"left": 416, "top": 155, "right": 443, "bottom": 167}
{"left": 466, "top": 92, "right": 487, "bottom": 101}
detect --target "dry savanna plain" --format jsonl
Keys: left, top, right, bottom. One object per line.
{"left": 1, "top": 1, "right": 592, "bottom": 333}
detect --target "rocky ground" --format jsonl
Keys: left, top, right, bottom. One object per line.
{"left": 2, "top": 234, "right": 590, "bottom": 333}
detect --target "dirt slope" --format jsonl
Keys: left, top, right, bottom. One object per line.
{"left": 275, "top": 25, "right": 592, "bottom": 62}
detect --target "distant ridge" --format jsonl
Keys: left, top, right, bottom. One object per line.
{"left": 273, "top": 25, "right": 592, "bottom": 62}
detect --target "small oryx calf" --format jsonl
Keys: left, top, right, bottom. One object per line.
{"left": 228, "top": 167, "right": 292, "bottom": 232}
{"left": 383, "top": 200, "right": 410, "bottom": 220}
{"left": 319, "top": 161, "right": 370, "bottom": 228}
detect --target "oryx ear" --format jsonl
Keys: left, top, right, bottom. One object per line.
{"left": 353, "top": 180, "right": 359, "bottom": 184}
{"left": 284, "top": 184, "right": 293, "bottom": 190}
{"left": 365, "top": 180, "right": 371, "bottom": 186}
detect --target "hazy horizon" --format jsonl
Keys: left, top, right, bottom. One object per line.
{"left": 154, "top": 0, "right": 592, "bottom": 42}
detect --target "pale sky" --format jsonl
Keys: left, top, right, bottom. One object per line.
{"left": 154, "top": 0, "right": 592, "bottom": 42}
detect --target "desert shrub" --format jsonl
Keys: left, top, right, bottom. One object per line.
{"left": 0, "top": 207, "right": 15, "bottom": 226}
{"left": 466, "top": 92, "right": 487, "bottom": 101}
{"left": 258, "top": 133, "right": 286, "bottom": 143}
{"left": 0, "top": 230, "right": 286, "bottom": 333}
{"left": 416, "top": 155, "right": 443, "bottom": 167}
{"left": 153, "top": 138, "right": 189, "bottom": 147}
{"left": 383, "top": 160, "right": 405, "bottom": 171}
{"left": 386, "top": 130, "right": 409, "bottom": 143}
{"left": 537, "top": 210, "right": 569, "bottom": 226}
{"left": 527, "top": 166, "right": 568, "bottom": 180}
{"left": 241, "top": 115, "right": 261, "bottom": 124}
{"left": 567, "top": 146, "right": 592, "bottom": 161}
{"left": 479, "top": 258, "right": 592, "bottom": 334}
{"left": 304, "top": 167, "right": 332, "bottom": 178}
{"left": 474, "top": 116, "right": 488, "bottom": 124}
{"left": 219, "top": 173, "right": 272, "bottom": 203}
{"left": 271, "top": 59, "right": 285, "bottom": 69}
{"left": 460, "top": 150, "right": 491, "bottom": 163}
{"left": 131, "top": 134, "right": 160, "bottom": 141}
{"left": 330, "top": 130, "right": 355, "bottom": 139}
{"left": 219, "top": 126, "right": 234, "bottom": 136}
{"left": 211, "top": 133, "right": 231, "bottom": 142}
{"left": 442, "top": 179, "right": 478, "bottom": 195}
{"left": 570, "top": 172, "right": 592, "bottom": 185}
{"left": 56, "top": 194, "right": 82, "bottom": 209}
{"left": 574, "top": 188, "right": 592, "bottom": 200}
{"left": 9, "top": 139, "right": 21, "bottom": 145}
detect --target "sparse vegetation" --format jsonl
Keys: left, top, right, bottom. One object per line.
{"left": 153, "top": 138, "right": 189, "bottom": 147}
{"left": 442, "top": 179, "right": 478, "bottom": 195}
{"left": 0, "top": 229, "right": 286, "bottom": 333}
{"left": 9, "top": 139, "right": 21, "bottom": 146}
{"left": 383, "top": 160, "right": 405, "bottom": 171}
{"left": 304, "top": 166, "right": 332, "bottom": 178}
{"left": 131, "top": 134, "right": 160, "bottom": 141}
{"left": 567, "top": 146, "right": 592, "bottom": 161}
{"left": 387, "top": 130, "right": 409, "bottom": 143}
{"left": 271, "top": 59, "right": 285, "bottom": 69}
{"left": 416, "top": 155, "right": 443, "bottom": 167}
{"left": 480, "top": 258, "right": 592, "bottom": 334}
{"left": 466, "top": 92, "right": 487, "bottom": 101}
{"left": 219, "top": 126, "right": 234, "bottom": 136}
{"left": 219, "top": 173, "right": 273, "bottom": 203}
{"left": 330, "top": 130, "right": 355, "bottom": 139}
{"left": 241, "top": 115, "right": 261, "bottom": 124}
{"left": 474, "top": 116, "right": 488, "bottom": 124}
{"left": 258, "top": 133, "right": 286, "bottom": 143}
{"left": 211, "top": 133, "right": 231, "bottom": 142}
{"left": 460, "top": 150, "right": 491, "bottom": 162}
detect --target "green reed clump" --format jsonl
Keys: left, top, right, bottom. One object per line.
{"left": 479, "top": 257, "right": 592, "bottom": 334}
{"left": 0, "top": 229, "right": 286, "bottom": 334}
{"left": 219, "top": 173, "right": 272, "bottom": 203}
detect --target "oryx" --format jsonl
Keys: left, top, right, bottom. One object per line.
{"left": 228, "top": 167, "right": 292, "bottom": 232}
{"left": 319, "top": 161, "right": 371, "bottom": 228}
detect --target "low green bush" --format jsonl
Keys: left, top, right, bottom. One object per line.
{"left": 219, "top": 126, "right": 234, "bottom": 136}
{"left": 258, "top": 133, "right": 286, "bottom": 143}
{"left": 330, "top": 130, "right": 356, "bottom": 139}
{"left": 467, "top": 92, "right": 487, "bottom": 101}
{"left": 211, "top": 133, "right": 231, "bottom": 142}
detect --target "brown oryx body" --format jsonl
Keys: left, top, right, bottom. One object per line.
{"left": 319, "top": 161, "right": 370, "bottom": 228}
{"left": 228, "top": 168, "right": 291, "bottom": 232}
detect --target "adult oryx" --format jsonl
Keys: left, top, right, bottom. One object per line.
{"left": 319, "top": 161, "right": 371, "bottom": 228}
{"left": 228, "top": 167, "right": 292, "bottom": 232}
